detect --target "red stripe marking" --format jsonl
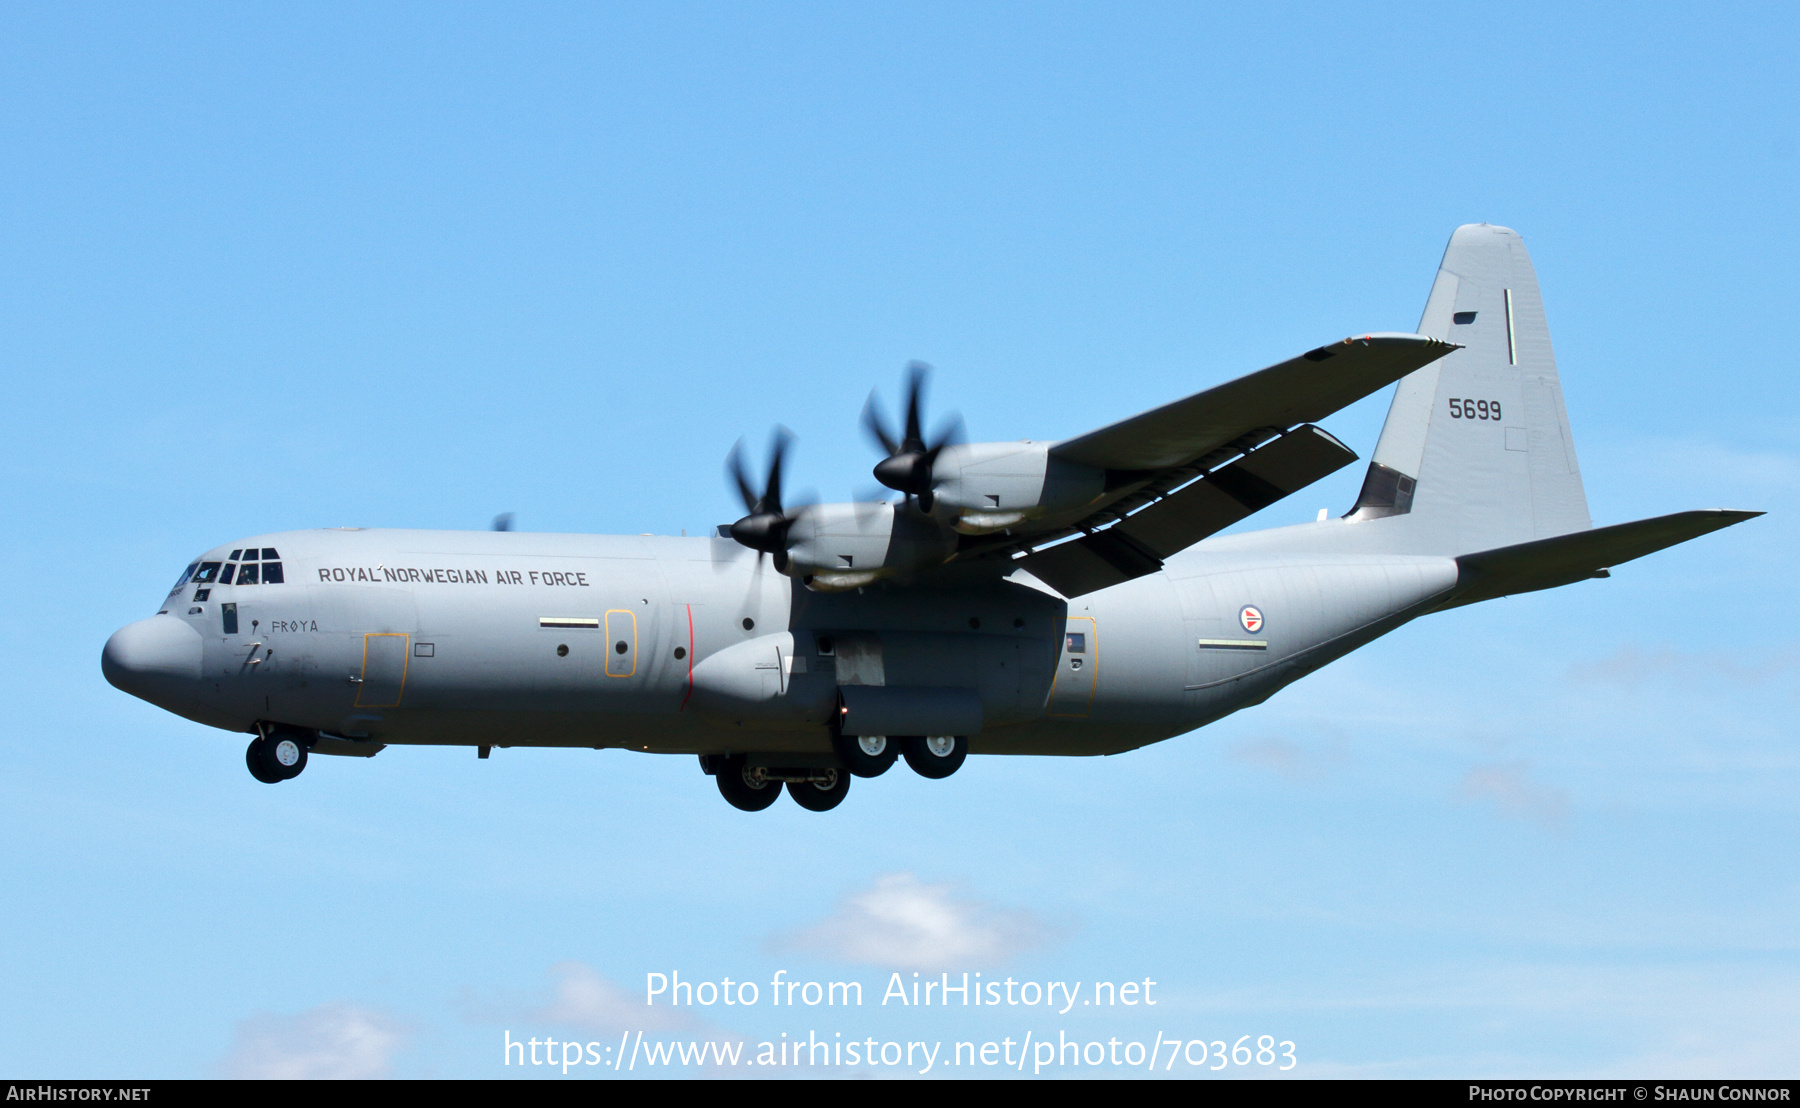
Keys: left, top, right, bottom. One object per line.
{"left": 679, "top": 603, "right": 694, "bottom": 710}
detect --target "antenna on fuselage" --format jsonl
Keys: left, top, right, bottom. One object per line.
{"left": 492, "top": 513, "right": 515, "bottom": 532}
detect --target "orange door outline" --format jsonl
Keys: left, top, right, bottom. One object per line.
{"left": 604, "top": 610, "right": 638, "bottom": 678}
{"left": 356, "top": 633, "right": 410, "bottom": 708}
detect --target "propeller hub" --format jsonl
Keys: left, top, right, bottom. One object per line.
{"left": 862, "top": 362, "right": 960, "bottom": 513}
{"left": 729, "top": 512, "right": 789, "bottom": 554}
{"left": 873, "top": 452, "right": 933, "bottom": 495}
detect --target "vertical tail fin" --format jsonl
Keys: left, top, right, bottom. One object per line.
{"left": 1346, "top": 224, "right": 1591, "bottom": 554}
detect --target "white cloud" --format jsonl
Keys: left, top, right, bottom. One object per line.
{"left": 1568, "top": 643, "right": 1800, "bottom": 690}
{"left": 518, "top": 963, "right": 758, "bottom": 1078}
{"left": 775, "top": 872, "right": 1054, "bottom": 970}
{"left": 528, "top": 961, "right": 690, "bottom": 1034}
{"left": 1458, "top": 761, "right": 1570, "bottom": 829}
{"left": 220, "top": 1002, "right": 407, "bottom": 1079}
{"left": 1230, "top": 734, "right": 1351, "bottom": 779}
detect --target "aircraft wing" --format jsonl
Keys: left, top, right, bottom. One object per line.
{"left": 1050, "top": 333, "right": 1457, "bottom": 471}
{"left": 954, "top": 333, "right": 1457, "bottom": 598}
{"left": 1440, "top": 509, "right": 1764, "bottom": 609}
{"left": 1014, "top": 424, "right": 1360, "bottom": 597}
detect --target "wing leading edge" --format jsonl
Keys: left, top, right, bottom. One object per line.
{"left": 1050, "top": 333, "right": 1458, "bottom": 472}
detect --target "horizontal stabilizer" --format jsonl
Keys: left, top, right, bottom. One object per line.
{"left": 1020, "top": 425, "right": 1359, "bottom": 598}
{"left": 1052, "top": 333, "right": 1456, "bottom": 472}
{"left": 1443, "top": 509, "right": 1763, "bottom": 608}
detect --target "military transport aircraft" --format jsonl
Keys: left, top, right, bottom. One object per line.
{"left": 103, "top": 225, "right": 1759, "bottom": 811}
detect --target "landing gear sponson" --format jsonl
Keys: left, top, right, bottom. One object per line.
{"left": 700, "top": 734, "right": 966, "bottom": 812}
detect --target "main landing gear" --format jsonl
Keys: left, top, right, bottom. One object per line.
{"left": 246, "top": 727, "right": 309, "bottom": 784}
{"left": 713, "top": 755, "right": 784, "bottom": 811}
{"left": 703, "top": 734, "right": 967, "bottom": 812}
{"left": 901, "top": 735, "right": 967, "bottom": 779}
{"left": 710, "top": 754, "right": 851, "bottom": 812}
{"left": 831, "top": 730, "right": 900, "bottom": 778}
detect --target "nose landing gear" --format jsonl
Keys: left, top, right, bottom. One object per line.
{"left": 246, "top": 727, "right": 309, "bottom": 783}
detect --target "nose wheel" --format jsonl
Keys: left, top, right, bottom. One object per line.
{"left": 246, "top": 733, "right": 308, "bottom": 783}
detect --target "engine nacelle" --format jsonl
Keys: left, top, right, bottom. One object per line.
{"left": 781, "top": 502, "right": 958, "bottom": 590}
{"left": 927, "top": 442, "right": 1106, "bottom": 534}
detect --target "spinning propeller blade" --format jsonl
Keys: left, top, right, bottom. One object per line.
{"left": 862, "top": 362, "right": 962, "bottom": 513}
{"left": 724, "top": 427, "right": 805, "bottom": 572}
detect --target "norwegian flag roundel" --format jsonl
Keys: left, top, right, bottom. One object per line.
{"left": 1239, "top": 605, "right": 1264, "bottom": 634}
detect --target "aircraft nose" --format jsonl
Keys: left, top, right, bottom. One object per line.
{"left": 103, "top": 616, "right": 203, "bottom": 707}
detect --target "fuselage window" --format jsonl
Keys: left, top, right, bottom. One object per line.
{"left": 222, "top": 602, "right": 238, "bottom": 635}
{"left": 1065, "top": 632, "right": 1087, "bottom": 654}
{"left": 193, "top": 562, "right": 222, "bottom": 584}
{"left": 192, "top": 588, "right": 210, "bottom": 602}
{"left": 236, "top": 563, "right": 260, "bottom": 585}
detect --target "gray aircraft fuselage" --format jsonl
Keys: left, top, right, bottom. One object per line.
{"left": 111, "top": 523, "right": 1456, "bottom": 759}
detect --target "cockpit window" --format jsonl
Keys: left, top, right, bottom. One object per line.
{"left": 193, "top": 562, "right": 222, "bottom": 584}
{"left": 229, "top": 549, "right": 243, "bottom": 561}
{"left": 171, "top": 563, "right": 198, "bottom": 590}
{"left": 223, "top": 549, "right": 285, "bottom": 585}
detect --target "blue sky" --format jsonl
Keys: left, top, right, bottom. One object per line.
{"left": 1, "top": 1, "right": 1795, "bottom": 1078}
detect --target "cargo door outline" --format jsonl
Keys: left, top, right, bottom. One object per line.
{"left": 1045, "top": 616, "right": 1097, "bottom": 718}
{"left": 356, "top": 633, "right": 410, "bottom": 708}
{"left": 605, "top": 610, "right": 638, "bottom": 678}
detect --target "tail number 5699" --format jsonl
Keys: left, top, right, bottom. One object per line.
{"left": 1448, "top": 398, "right": 1502, "bottom": 420}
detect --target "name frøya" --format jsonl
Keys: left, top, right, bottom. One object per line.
{"left": 648, "top": 971, "right": 1157, "bottom": 1014}
{"left": 317, "top": 566, "right": 590, "bottom": 586}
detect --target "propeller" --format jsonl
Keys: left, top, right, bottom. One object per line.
{"left": 862, "top": 361, "right": 962, "bottom": 513}
{"left": 725, "top": 428, "right": 807, "bottom": 572}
